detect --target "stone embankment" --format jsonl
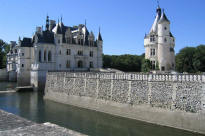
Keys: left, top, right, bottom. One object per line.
{"left": 45, "top": 72, "right": 205, "bottom": 134}
{"left": 0, "top": 69, "right": 8, "bottom": 81}
{"left": 0, "top": 110, "right": 87, "bottom": 136}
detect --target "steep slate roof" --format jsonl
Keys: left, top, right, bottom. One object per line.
{"left": 158, "top": 10, "right": 170, "bottom": 24}
{"left": 149, "top": 6, "right": 161, "bottom": 33}
{"left": 20, "top": 38, "right": 33, "bottom": 47}
{"left": 98, "top": 32, "right": 102, "bottom": 41}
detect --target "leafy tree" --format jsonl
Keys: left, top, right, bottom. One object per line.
{"left": 193, "top": 45, "right": 205, "bottom": 72}
{"left": 175, "top": 47, "right": 196, "bottom": 73}
{"left": 103, "top": 54, "right": 143, "bottom": 72}
{"left": 141, "top": 59, "right": 151, "bottom": 72}
{"left": 0, "top": 39, "right": 10, "bottom": 69}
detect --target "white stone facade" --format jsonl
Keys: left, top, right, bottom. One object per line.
{"left": 144, "top": 6, "right": 175, "bottom": 71}
{"left": 7, "top": 16, "right": 103, "bottom": 88}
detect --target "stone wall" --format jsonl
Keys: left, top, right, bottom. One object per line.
{"left": 45, "top": 72, "right": 205, "bottom": 134}
{"left": 0, "top": 69, "right": 8, "bottom": 81}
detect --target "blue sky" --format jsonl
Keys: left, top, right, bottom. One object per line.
{"left": 0, "top": 0, "right": 205, "bottom": 55}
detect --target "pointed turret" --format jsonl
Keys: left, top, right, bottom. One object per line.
{"left": 98, "top": 27, "right": 103, "bottom": 41}
{"left": 46, "top": 15, "right": 49, "bottom": 31}
{"left": 149, "top": 5, "right": 161, "bottom": 33}
{"left": 158, "top": 9, "right": 170, "bottom": 24}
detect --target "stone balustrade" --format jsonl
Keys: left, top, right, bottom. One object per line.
{"left": 47, "top": 72, "right": 205, "bottom": 82}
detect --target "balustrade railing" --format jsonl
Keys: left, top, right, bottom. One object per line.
{"left": 47, "top": 72, "right": 205, "bottom": 82}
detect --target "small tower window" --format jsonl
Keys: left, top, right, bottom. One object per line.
{"left": 164, "top": 27, "right": 167, "bottom": 30}
{"left": 59, "top": 50, "right": 61, "bottom": 55}
{"left": 22, "top": 53, "right": 24, "bottom": 56}
{"left": 150, "top": 49, "right": 155, "bottom": 56}
{"left": 90, "top": 51, "right": 93, "bottom": 57}
{"left": 150, "top": 35, "right": 155, "bottom": 42}
{"left": 22, "top": 64, "right": 24, "bottom": 68}
{"left": 164, "top": 38, "right": 167, "bottom": 42}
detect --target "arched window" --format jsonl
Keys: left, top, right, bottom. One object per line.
{"left": 39, "top": 50, "right": 41, "bottom": 62}
{"left": 48, "top": 51, "right": 52, "bottom": 62}
{"left": 78, "top": 60, "right": 83, "bottom": 68}
{"left": 44, "top": 50, "right": 47, "bottom": 61}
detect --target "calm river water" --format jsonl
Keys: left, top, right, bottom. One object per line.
{"left": 0, "top": 82, "right": 203, "bottom": 136}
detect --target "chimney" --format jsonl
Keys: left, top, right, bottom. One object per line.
{"left": 49, "top": 20, "right": 56, "bottom": 31}
{"left": 36, "top": 27, "right": 42, "bottom": 33}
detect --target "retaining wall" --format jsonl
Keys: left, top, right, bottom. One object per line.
{"left": 44, "top": 72, "right": 205, "bottom": 134}
{"left": 0, "top": 69, "right": 8, "bottom": 81}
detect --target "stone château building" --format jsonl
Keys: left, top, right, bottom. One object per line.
{"left": 7, "top": 16, "right": 103, "bottom": 89}
{"left": 144, "top": 5, "right": 175, "bottom": 71}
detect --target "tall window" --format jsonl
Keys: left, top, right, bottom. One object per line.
{"left": 48, "top": 51, "right": 52, "bottom": 62}
{"left": 66, "top": 60, "right": 70, "bottom": 68}
{"left": 90, "top": 51, "right": 93, "bottom": 57}
{"left": 89, "top": 61, "right": 93, "bottom": 68}
{"left": 150, "top": 35, "right": 155, "bottom": 42}
{"left": 150, "top": 49, "right": 155, "bottom": 56}
{"left": 151, "top": 61, "right": 155, "bottom": 70}
{"left": 66, "top": 49, "right": 71, "bottom": 55}
{"left": 78, "top": 60, "right": 83, "bottom": 68}
{"left": 77, "top": 50, "right": 83, "bottom": 56}
{"left": 39, "top": 50, "right": 41, "bottom": 62}
{"left": 44, "top": 50, "right": 47, "bottom": 61}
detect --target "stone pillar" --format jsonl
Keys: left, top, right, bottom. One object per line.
{"left": 110, "top": 79, "right": 113, "bottom": 101}
{"left": 171, "top": 82, "right": 177, "bottom": 110}
{"left": 148, "top": 81, "right": 152, "bottom": 105}
{"left": 128, "top": 81, "right": 132, "bottom": 104}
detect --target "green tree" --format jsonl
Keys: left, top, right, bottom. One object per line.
{"left": 103, "top": 54, "right": 143, "bottom": 72}
{"left": 0, "top": 39, "right": 10, "bottom": 69}
{"left": 193, "top": 45, "right": 205, "bottom": 72}
{"left": 141, "top": 59, "right": 151, "bottom": 72}
{"left": 175, "top": 47, "right": 196, "bottom": 73}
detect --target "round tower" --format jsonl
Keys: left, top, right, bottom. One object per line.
{"left": 157, "top": 10, "right": 173, "bottom": 71}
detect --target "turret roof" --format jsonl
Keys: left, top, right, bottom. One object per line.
{"left": 158, "top": 10, "right": 170, "bottom": 24}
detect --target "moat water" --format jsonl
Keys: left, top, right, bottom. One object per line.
{"left": 0, "top": 82, "right": 204, "bottom": 136}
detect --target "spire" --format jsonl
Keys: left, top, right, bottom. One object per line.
{"left": 85, "top": 19, "right": 87, "bottom": 27}
{"left": 61, "top": 15, "right": 63, "bottom": 23}
{"left": 158, "top": 9, "right": 170, "bottom": 24}
{"left": 98, "top": 27, "right": 102, "bottom": 41}
{"left": 149, "top": 4, "right": 161, "bottom": 33}
{"left": 46, "top": 15, "right": 49, "bottom": 31}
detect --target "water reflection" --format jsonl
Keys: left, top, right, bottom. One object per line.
{"left": 0, "top": 82, "right": 203, "bottom": 136}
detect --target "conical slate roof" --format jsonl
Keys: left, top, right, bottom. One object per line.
{"left": 158, "top": 10, "right": 170, "bottom": 24}
{"left": 149, "top": 6, "right": 161, "bottom": 33}
{"left": 98, "top": 32, "right": 102, "bottom": 41}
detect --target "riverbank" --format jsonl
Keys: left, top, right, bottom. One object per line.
{"left": 0, "top": 109, "right": 87, "bottom": 136}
